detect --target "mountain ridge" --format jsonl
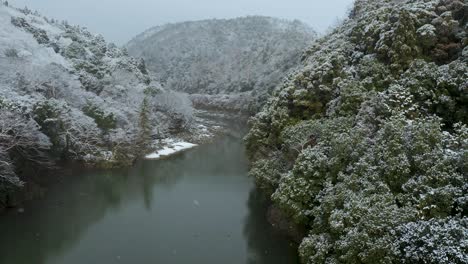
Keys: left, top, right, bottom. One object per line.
{"left": 127, "top": 16, "right": 317, "bottom": 110}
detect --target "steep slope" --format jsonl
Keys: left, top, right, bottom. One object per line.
{"left": 127, "top": 16, "right": 316, "bottom": 109}
{"left": 245, "top": 0, "right": 467, "bottom": 263}
{"left": 0, "top": 3, "right": 194, "bottom": 208}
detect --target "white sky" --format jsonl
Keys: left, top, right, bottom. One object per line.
{"left": 10, "top": 0, "right": 355, "bottom": 45}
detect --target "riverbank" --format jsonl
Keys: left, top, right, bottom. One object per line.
{"left": 145, "top": 139, "right": 197, "bottom": 160}
{"left": 1, "top": 109, "right": 250, "bottom": 212}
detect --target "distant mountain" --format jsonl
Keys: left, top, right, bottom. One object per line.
{"left": 127, "top": 16, "right": 316, "bottom": 107}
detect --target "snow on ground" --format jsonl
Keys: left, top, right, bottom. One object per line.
{"left": 145, "top": 139, "right": 197, "bottom": 159}
{"left": 0, "top": 6, "right": 69, "bottom": 67}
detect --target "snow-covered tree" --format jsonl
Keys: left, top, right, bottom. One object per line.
{"left": 126, "top": 16, "right": 317, "bottom": 110}
{"left": 245, "top": 0, "right": 468, "bottom": 262}
{"left": 0, "top": 3, "right": 197, "bottom": 204}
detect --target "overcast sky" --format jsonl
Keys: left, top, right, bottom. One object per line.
{"left": 10, "top": 0, "right": 354, "bottom": 45}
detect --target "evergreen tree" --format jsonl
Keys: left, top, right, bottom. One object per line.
{"left": 137, "top": 97, "right": 152, "bottom": 151}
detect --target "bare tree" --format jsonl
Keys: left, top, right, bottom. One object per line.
{"left": 0, "top": 111, "right": 51, "bottom": 164}
{"left": 154, "top": 91, "right": 194, "bottom": 128}
{"left": 0, "top": 110, "right": 52, "bottom": 196}
{"left": 61, "top": 114, "right": 101, "bottom": 158}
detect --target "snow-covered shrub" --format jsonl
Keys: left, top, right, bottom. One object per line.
{"left": 0, "top": 150, "right": 21, "bottom": 205}
{"left": 0, "top": 108, "right": 51, "bottom": 206}
{"left": 417, "top": 24, "right": 438, "bottom": 48}
{"left": 62, "top": 41, "right": 87, "bottom": 59}
{"left": 32, "top": 100, "right": 65, "bottom": 151}
{"left": 249, "top": 152, "right": 289, "bottom": 195}
{"left": 82, "top": 103, "right": 117, "bottom": 133}
{"left": 11, "top": 16, "right": 49, "bottom": 44}
{"left": 396, "top": 217, "right": 467, "bottom": 264}
{"left": 4, "top": 48, "right": 18, "bottom": 57}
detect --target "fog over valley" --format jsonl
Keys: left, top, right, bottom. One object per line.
{"left": 10, "top": 0, "right": 354, "bottom": 44}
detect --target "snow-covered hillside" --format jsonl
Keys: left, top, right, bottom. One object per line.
{"left": 0, "top": 3, "right": 195, "bottom": 207}
{"left": 127, "top": 16, "right": 317, "bottom": 110}
{"left": 246, "top": 0, "right": 467, "bottom": 263}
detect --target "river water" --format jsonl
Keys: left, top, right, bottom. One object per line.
{"left": 0, "top": 134, "right": 298, "bottom": 264}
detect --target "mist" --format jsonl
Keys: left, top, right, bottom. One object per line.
{"left": 10, "top": 0, "right": 354, "bottom": 45}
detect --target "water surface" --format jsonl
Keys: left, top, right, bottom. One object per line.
{"left": 0, "top": 135, "right": 298, "bottom": 264}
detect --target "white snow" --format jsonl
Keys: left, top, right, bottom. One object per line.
{"left": 0, "top": 5, "right": 69, "bottom": 67}
{"left": 145, "top": 140, "right": 197, "bottom": 159}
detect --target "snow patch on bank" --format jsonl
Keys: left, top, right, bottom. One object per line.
{"left": 145, "top": 139, "right": 197, "bottom": 159}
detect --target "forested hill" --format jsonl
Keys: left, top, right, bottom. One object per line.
{"left": 127, "top": 16, "right": 316, "bottom": 100}
{"left": 246, "top": 0, "right": 467, "bottom": 263}
{"left": 0, "top": 3, "right": 194, "bottom": 208}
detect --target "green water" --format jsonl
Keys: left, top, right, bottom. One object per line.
{"left": 0, "top": 135, "right": 298, "bottom": 264}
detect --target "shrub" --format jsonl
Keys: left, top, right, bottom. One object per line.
{"left": 32, "top": 100, "right": 65, "bottom": 155}
{"left": 396, "top": 218, "right": 468, "bottom": 264}
{"left": 4, "top": 48, "right": 18, "bottom": 58}
{"left": 10, "top": 17, "right": 49, "bottom": 44}
{"left": 82, "top": 103, "right": 117, "bottom": 133}
{"left": 63, "top": 41, "right": 87, "bottom": 59}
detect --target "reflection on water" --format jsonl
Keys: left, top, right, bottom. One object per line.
{"left": 0, "top": 135, "right": 298, "bottom": 264}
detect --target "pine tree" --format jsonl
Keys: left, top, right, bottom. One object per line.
{"left": 138, "top": 58, "right": 148, "bottom": 75}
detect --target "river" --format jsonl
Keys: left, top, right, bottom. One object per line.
{"left": 0, "top": 134, "right": 298, "bottom": 264}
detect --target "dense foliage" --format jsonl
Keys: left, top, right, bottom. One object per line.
{"left": 0, "top": 3, "right": 195, "bottom": 208}
{"left": 127, "top": 16, "right": 316, "bottom": 108}
{"left": 245, "top": 0, "right": 467, "bottom": 263}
